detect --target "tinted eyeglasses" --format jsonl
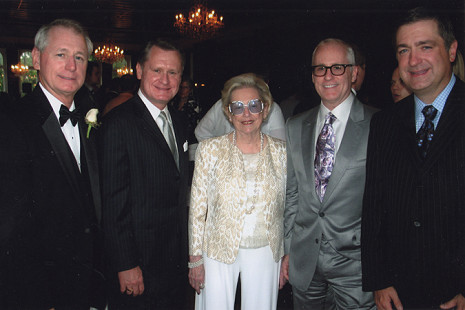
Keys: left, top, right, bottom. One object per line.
{"left": 311, "top": 64, "right": 353, "bottom": 77}
{"left": 228, "top": 99, "right": 264, "bottom": 115}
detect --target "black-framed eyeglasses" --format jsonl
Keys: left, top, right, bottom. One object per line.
{"left": 311, "top": 64, "right": 353, "bottom": 77}
{"left": 229, "top": 99, "right": 264, "bottom": 115}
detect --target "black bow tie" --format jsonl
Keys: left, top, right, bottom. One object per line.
{"left": 59, "top": 105, "right": 81, "bottom": 127}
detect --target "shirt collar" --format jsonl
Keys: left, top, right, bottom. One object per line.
{"left": 319, "top": 92, "right": 354, "bottom": 123}
{"left": 39, "top": 83, "right": 76, "bottom": 121}
{"left": 415, "top": 74, "right": 456, "bottom": 118}
{"left": 138, "top": 89, "right": 171, "bottom": 122}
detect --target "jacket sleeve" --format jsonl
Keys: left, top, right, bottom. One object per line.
{"left": 283, "top": 119, "right": 299, "bottom": 255}
{"left": 188, "top": 140, "right": 210, "bottom": 256}
{"left": 100, "top": 114, "right": 139, "bottom": 272}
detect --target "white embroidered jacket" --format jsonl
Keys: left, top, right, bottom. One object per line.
{"left": 189, "top": 134, "right": 286, "bottom": 263}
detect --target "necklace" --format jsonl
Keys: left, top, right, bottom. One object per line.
{"left": 233, "top": 130, "right": 264, "bottom": 214}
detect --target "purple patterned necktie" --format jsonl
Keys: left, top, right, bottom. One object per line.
{"left": 314, "top": 112, "right": 336, "bottom": 202}
{"left": 416, "top": 105, "right": 437, "bottom": 159}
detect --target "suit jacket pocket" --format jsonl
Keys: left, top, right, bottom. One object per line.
{"left": 331, "top": 227, "right": 361, "bottom": 261}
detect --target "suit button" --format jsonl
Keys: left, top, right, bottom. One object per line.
{"left": 84, "top": 228, "right": 91, "bottom": 234}
{"left": 319, "top": 212, "right": 325, "bottom": 217}
{"left": 413, "top": 221, "right": 421, "bottom": 227}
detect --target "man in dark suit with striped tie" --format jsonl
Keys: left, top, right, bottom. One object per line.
{"left": 362, "top": 7, "right": 465, "bottom": 310}
{"left": 100, "top": 39, "right": 189, "bottom": 309}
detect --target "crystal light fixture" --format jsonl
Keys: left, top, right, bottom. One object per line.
{"left": 174, "top": 2, "right": 224, "bottom": 40}
{"left": 117, "top": 67, "right": 133, "bottom": 77}
{"left": 94, "top": 44, "right": 124, "bottom": 64}
{"left": 10, "top": 64, "right": 29, "bottom": 76}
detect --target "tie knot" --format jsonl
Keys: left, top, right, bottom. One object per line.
{"left": 159, "top": 110, "right": 168, "bottom": 121}
{"left": 59, "top": 105, "right": 80, "bottom": 126}
{"left": 422, "top": 105, "right": 437, "bottom": 121}
{"left": 325, "top": 112, "right": 336, "bottom": 125}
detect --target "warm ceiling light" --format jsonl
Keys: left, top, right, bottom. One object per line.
{"left": 117, "top": 67, "right": 133, "bottom": 77}
{"left": 94, "top": 44, "right": 124, "bottom": 64}
{"left": 174, "top": 2, "right": 224, "bottom": 40}
{"left": 10, "top": 64, "right": 29, "bottom": 76}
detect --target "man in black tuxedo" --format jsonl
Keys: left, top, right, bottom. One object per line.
{"left": 0, "top": 19, "right": 103, "bottom": 309}
{"left": 101, "top": 40, "right": 189, "bottom": 309}
{"left": 362, "top": 7, "right": 465, "bottom": 310}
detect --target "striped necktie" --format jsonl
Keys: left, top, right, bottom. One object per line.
{"left": 159, "top": 111, "right": 179, "bottom": 168}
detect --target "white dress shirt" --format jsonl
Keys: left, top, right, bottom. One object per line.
{"left": 314, "top": 93, "right": 354, "bottom": 161}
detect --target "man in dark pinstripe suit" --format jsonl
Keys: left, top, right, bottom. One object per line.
{"left": 362, "top": 7, "right": 465, "bottom": 310}
{"left": 100, "top": 39, "right": 189, "bottom": 309}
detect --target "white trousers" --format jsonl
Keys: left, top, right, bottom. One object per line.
{"left": 195, "top": 246, "right": 280, "bottom": 310}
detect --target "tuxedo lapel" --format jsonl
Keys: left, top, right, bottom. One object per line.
{"left": 32, "top": 87, "right": 93, "bottom": 210}
{"left": 77, "top": 107, "right": 101, "bottom": 222}
{"left": 41, "top": 105, "right": 83, "bottom": 200}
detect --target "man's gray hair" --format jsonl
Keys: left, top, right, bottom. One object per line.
{"left": 34, "top": 19, "right": 93, "bottom": 55}
{"left": 312, "top": 38, "right": 355, "bottom": 65}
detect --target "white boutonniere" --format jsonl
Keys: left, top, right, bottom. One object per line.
{"left": 85, "top": 108, "right": 100, "bottom": 138}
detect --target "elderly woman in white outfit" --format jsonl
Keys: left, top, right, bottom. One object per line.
{"left": 188, "top": 73, "right": 287, "bottom": 310}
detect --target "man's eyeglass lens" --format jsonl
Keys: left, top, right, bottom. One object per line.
{"left": 229, "top": 99, "right": 264, "bottom": 115}
{"left": 312, "top": 64, "right": 353, "bottom": 77}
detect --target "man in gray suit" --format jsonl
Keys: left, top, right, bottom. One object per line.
{"left": 282, "top": 38, "right": 377, "bottom": 309}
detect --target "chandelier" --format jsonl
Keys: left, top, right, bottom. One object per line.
{"left": 117, "top": 67, "right": 134, "bottom": 77}
{"left": 10, "top": 64, "right": 29, "bottom": 76}
{"left": 174, "top": 2, "right": 224, "bottom": 40}
{"left": 94, "top": 44, "right": 124, "bottom": 64}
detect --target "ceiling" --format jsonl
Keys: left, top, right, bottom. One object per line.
{"left": 1, "top": 0, "right": 463, "bottom": 53}
{"left": 1, "top": 0, "right": 463, "bottom": 105}
{"left": 0, "top": 0, "right": 309, "bottom": 49}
